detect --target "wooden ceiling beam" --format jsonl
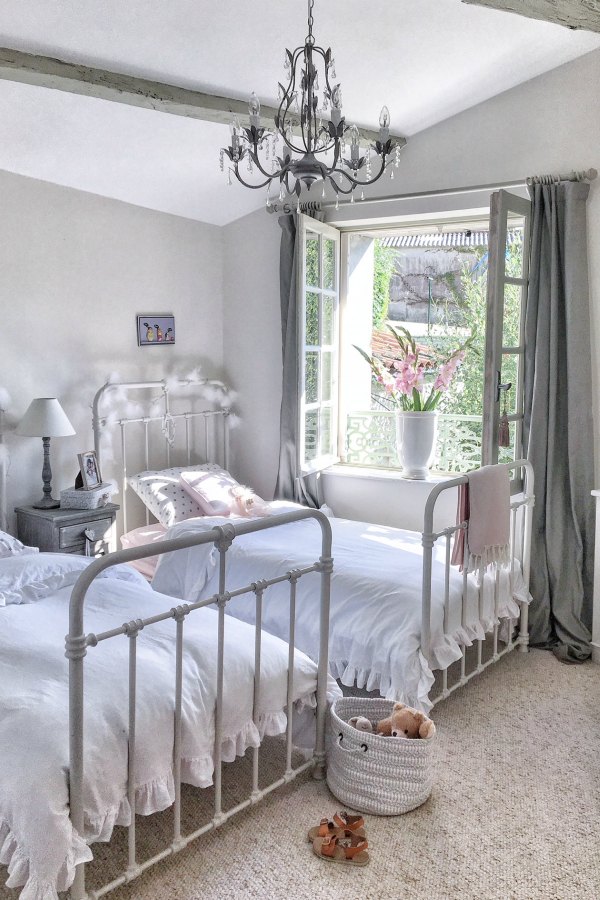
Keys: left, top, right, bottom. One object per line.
{"left": 462, "top": 0, "right": 600, "bottom": 33}
{"left": 0, "top": 46, "right": 406, "bottom": 147}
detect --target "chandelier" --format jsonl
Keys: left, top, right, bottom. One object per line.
{"left": 220, "top": 0, "right": 401, "bottom": 210}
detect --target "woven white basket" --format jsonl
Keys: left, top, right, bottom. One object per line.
{"left": 327, "top": 697, "right": 436, "bottom": 816}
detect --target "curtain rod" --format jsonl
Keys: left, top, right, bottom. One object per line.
{"left": 266, "top": 168, "right": 597, "bottom": 215}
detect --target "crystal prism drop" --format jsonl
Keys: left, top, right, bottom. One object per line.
{"left": 350, "top": 192, "right": 355, "bottom": 204}
{"left": 335, "top": 196, "right": 339, "bottom": 210}
{"left": 360, "top": 190, "right": 364, "bottom": 200}
{"left": 390, "top": 169, "right": 394, "bottom": 180}
{"left": 227, "top": 169, "right": 232, "bottom": 186}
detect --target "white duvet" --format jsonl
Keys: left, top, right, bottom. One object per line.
{"left": 0, "top": 553, "right": 337, "bottom": 900}
{"left": 152, "top": 509, "right": 531, "bottom": 712}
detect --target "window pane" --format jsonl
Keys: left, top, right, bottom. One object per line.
{"left": 501, "top": 353, "right": 519, "bottom": 415}
{"left": 321, "top": 351, "right": 333, "bottom": 402}
{"left": 322, "top": 295, "right": 334, "bottom": 345}
{"left": 505, "top": 226, "right": 524, "bottom": 279}
{"left": 305, "top": 351, "right": 319, "bottom": 403}
{"left": 305, "top": 411, "right": 318, "bottom": 461}
{"left": 502, "top": 283, "right": 522, "bottom": 347}
{"left": 305, "top": 292, "right": 319, "bottom": 345}
{"left": 323, "top": 238, "right": 336, "bottom": 291}
{"left": 321, "top": 407, "right": 333, "bottom": 456}
{"left": 306, "top": 233, "right": 319, "bottom": 288}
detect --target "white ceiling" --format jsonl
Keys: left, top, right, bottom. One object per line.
{"left": 0, "top": 0, "right": 598, "bottom": 226}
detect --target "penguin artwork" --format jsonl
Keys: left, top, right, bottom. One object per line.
{"left": 155, "top": 324, "right": 164, "bottom": 342}
{"left": 143, "top": 322, "right": 155, "bottom": 342}
{"left": 165, "top": 327, "right": 174, "bottom": 342}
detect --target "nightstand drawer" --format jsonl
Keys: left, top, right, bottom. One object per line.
{"left": 59, "top": 517, "right": 112, "bottom": 549}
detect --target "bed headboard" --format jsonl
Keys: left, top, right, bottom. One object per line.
{"left": 92, "top": 377, "right": 232, "bottom": 535}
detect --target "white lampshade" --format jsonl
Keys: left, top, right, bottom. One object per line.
{"left": 16, "top": 398, "right": 75, "bottom": 437}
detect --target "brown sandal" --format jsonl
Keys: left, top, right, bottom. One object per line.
{"left": 312, "top": 833, "right": 370, "bottom": 866}
{"left": 307, "top": 812, "right": 366, "bottom": 842}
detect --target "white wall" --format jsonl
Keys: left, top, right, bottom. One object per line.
{"left": 0, "top": 171, "right": 224, "bottom": 529}
{"left": 222, "top": 208, "right": 282, "bottom": 500}
{"left": 222, "top": 48, "right": 600, "bottom": 528}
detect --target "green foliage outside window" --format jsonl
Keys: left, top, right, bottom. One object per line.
{"left": 372, "top": 242, "right": 396, "bottom": 329}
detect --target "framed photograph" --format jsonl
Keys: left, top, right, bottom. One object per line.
{"left": 137, "top": 314, "right": 175, "bottom": 346}
{"left": 78, "top": 451, "right": 102, "bottom": 490}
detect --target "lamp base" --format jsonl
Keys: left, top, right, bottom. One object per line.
{"left": 32, "top": 496, "right": 60, "bottom": 510}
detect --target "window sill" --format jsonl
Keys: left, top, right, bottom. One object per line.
{"left": 322, "top": 464, "right": 458, "bottom": 484}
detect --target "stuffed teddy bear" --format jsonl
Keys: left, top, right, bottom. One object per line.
{"left": 376, "top": 702, "right": 436, "bottom": 740}
{"left": 348, "top": 715, "right": 374, "bottom": 733}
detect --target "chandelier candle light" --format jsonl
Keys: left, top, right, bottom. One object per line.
{"left": 220, "top": 0, "right": 401, "bottom": 209}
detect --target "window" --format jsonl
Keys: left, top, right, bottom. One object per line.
{"left": 297, "top": 214, "right": 341, "bottom": 474}
{"left": 297, "top": 191, "right": 530, "bottom": 475}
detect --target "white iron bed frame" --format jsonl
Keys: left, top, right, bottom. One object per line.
{"left": 92, "top": 376, "right": 535, "bottom": 709}
{"left": 67, "top": 508, "right": 333, "bottom": 899}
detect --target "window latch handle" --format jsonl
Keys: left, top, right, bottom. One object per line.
{"left": 496, "top": 370, "right": 512, "bottom": 403}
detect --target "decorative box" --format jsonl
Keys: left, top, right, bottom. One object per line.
{"left": 60, "top": 483, "right": 116, "bottom": 510}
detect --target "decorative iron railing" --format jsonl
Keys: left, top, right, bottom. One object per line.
{"left": 345, "top": 410, "right": 512, "bottom": 473}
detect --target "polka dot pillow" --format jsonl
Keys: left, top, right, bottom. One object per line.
{"left": 127, "top": 464, "right": 225, "bottom": 528}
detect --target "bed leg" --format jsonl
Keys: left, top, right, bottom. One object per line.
{"left": 312, "top": 754, "right": 326, "bottom": 781}
{"left": 517, "top": 599, "right": 529, "bottom": 653}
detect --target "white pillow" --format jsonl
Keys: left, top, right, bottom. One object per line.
{"left": 0, "top": 529, "right": 38, "bottom": 558}
{"left": 127, "top": 464, "right": 224, "bottom": 527}
{"left": 0, "top": 552, "right": 144, "bottom": 606}
{"left": 179, "top": 469, "right": 270, "bottom": 517}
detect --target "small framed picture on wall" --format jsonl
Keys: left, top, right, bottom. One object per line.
{"left": 137, "top": 314, "right": 175, "bottom": 345}
{"left": 78, "top": 451, "right": 102, "bottom": 489}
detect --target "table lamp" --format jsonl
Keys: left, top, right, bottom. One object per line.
{"left": 16, "top": 398, "right": 75, "bottom": 509}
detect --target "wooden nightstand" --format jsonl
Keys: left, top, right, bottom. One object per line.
{"left": 15, "top": 504, "right": 120, "bottom": 557}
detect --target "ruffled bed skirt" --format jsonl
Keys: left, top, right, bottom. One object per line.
{"left": 1, "top": 703, "right": 314, "bottom": 900}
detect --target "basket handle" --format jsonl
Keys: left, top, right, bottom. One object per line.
{"left": 337, "top": 733, "right": 368, "bottom": 754}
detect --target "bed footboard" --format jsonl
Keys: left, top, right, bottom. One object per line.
{"left": 421, "top": 460, "right": 534, "bottom": 706}
{"left": 65, "top": 509, "right": 332, "bottom": 900}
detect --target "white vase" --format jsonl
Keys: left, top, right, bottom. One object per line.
{"left": 396, "top": 411, "right": 438, "bottom": 479}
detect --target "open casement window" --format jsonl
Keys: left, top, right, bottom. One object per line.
{"left": 297, "top": 214, "right": 341, "bottom": 475}
{"left": 482, "top": 190, "right": 531, "bottom": 474}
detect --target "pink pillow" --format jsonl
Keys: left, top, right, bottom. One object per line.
{"left": 179, "top": 469, "right": 266, "bottom": 517}
{"left": 120, "top": 524, "right": 167, "bottom": 579}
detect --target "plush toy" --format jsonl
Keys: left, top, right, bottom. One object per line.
{"left": 376, "top": 702, "right": 436, "bottom": 740}
{"left": 348, "top": 716, "right": 374, "bottom": 733}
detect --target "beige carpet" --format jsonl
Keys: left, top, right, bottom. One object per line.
{"left": 2, "top": 649, "right": 600, "bottom": 899}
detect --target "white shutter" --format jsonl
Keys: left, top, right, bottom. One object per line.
{"left": 482, "top": 190, "right": 531, "bottom": 467}
{"left": 297, "top": 213, "right": 341, "bottom": 475}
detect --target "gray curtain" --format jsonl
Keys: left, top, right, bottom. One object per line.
{"left": 523, "top": 181, "right": 594, "bottom": 661}
{"left": 274, "top": 213, "right": 320, "bottom": 506}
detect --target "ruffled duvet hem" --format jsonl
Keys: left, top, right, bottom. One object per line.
{"left": 2, "top": 699, "right": 315, "bottom": 900}
{"left": 331, "top": 573, "right": 531, "bottom": 714}
{"left": 0, "top": 818, "right": 92, "bottom": 900}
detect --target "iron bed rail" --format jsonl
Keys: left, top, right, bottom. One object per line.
{"left": 66, "top": 507, "right": 332, "bottom": 900}
{"left": 422, "top": 458, "right": 534, "bottom": 706}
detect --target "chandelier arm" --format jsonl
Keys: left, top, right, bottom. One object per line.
{"left": 276, "top": 48, "right": 308, "bottom": 156}
{"left": 330, "top": 154, "right": 392, "bottom": 190}
{"left": 248, "top": 148, "right": 284, "bottom": 181}
{"left": 232, "top": 167, "right": 278, "bottom": 191}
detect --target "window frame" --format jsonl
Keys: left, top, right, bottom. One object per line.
{"left": 482, "top": 190, "right": 531, "bottom": 467}
{"left": 298, "top": 198, "right": 531, "bottom": 477}
{"left": 297, "top": 213, "right": 341, "bottom": 476}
